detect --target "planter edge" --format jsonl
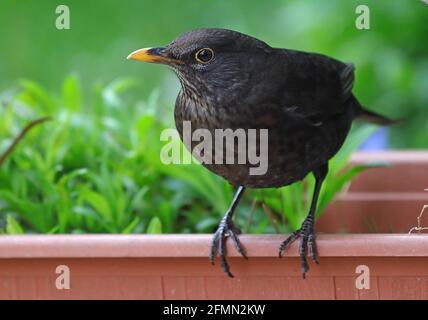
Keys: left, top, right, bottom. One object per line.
{"left": 0, "top": 234, "right": 427, "bottom": 258}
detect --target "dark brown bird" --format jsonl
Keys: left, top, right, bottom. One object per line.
{"left": 128, "top": 28, "right": 397, "bottom": 278}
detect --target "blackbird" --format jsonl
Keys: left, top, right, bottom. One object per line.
{"left": 128, "top": 28, "right": 396, "bottom": 278}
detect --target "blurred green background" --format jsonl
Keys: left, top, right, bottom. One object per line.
{"left": 1, "top": 0, "right": 427, "bottom": 147}
{"left": 0, "top": 1, "right": 427, "bottom": 234}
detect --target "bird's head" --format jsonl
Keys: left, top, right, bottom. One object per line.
{"left": 127, "top": 28, "right": 272, "bottom": 100}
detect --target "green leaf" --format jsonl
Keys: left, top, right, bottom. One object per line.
{"left": 317, "top": 162, "right": 389, "bottom": 214}
{"left": 62, "top": 75, "right": 81, "bottom": 111}
{"left": 18, "top": 79, "right": 56, "bottom": 112}
{"left": 121, "top": 217, "right": 140, "bottom": 234}
{"left": 6, "top": 214, "right": 24, "bottom": 235}
{"left": 146, "top": 217, "right": 162, "bottom": 234}
{"left": 79, "top": 188, "right": 113, "bottom": 223}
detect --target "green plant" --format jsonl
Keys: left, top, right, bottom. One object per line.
{"left": 0, "top": 76, "right": 384, "bottom": 234}
{"left": 0, "top": 76, "right": 154, "bottom": 234}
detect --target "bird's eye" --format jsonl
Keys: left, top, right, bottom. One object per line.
{"left": 195, "top": 48, "right": 214, "bottom": 63}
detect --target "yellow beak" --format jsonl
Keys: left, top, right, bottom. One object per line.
{"left": 127, "top": 47, "right": 183, "bottom": 65}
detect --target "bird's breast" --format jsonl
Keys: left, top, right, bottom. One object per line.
{"left": 173, "top": 91, "right": 351, "bottom": 188}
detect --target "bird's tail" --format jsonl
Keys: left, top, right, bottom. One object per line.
{"left": 356, "top": 107, "right": 401, "bottom": 125}
{"left": 351, "top": 96, "right": 401, "bottom": 126}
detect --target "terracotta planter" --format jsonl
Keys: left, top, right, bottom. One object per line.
{"left": 0, "top": 151, "right": 428, "bottom": 300}
{"left": 318, "top": 151, "right": 428, "bottom": 233}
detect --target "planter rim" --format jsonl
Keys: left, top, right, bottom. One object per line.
{"left": 0, "top": 234, "right": 427, "bottom": 258}
{"left": 351, "top": 150, "right": 428, "bottom": 163}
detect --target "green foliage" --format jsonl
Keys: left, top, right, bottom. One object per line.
{"left": 0, "top": 77, "right": 382, "bottom": 234}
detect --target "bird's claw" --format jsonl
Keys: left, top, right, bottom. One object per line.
{"left": 209, "top": 215, "right": 247, "bottom": 278}
{"left": 278, "top": 218, "right": 318, "bottom": 279}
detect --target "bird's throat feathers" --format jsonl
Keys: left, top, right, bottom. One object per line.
{"left": 173, "top": 65, "right": 252, "bottom": 109}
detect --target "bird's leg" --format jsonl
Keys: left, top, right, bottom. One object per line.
{"left": 279, "top": 164, "right": 328, "bottom": 278}
{"left": 209, "top": 185, "right": 247, "bottom": 278}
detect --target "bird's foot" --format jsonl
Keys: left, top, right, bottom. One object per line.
{"left": 209, "top": 215, "right": 247, "bottom": 278}
{"left": 278, "top": 217, "right": 318, "bottom": 279}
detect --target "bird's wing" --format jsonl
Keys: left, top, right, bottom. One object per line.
{"left": 276, "top": 50, "right": 355, "bottom": 125}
